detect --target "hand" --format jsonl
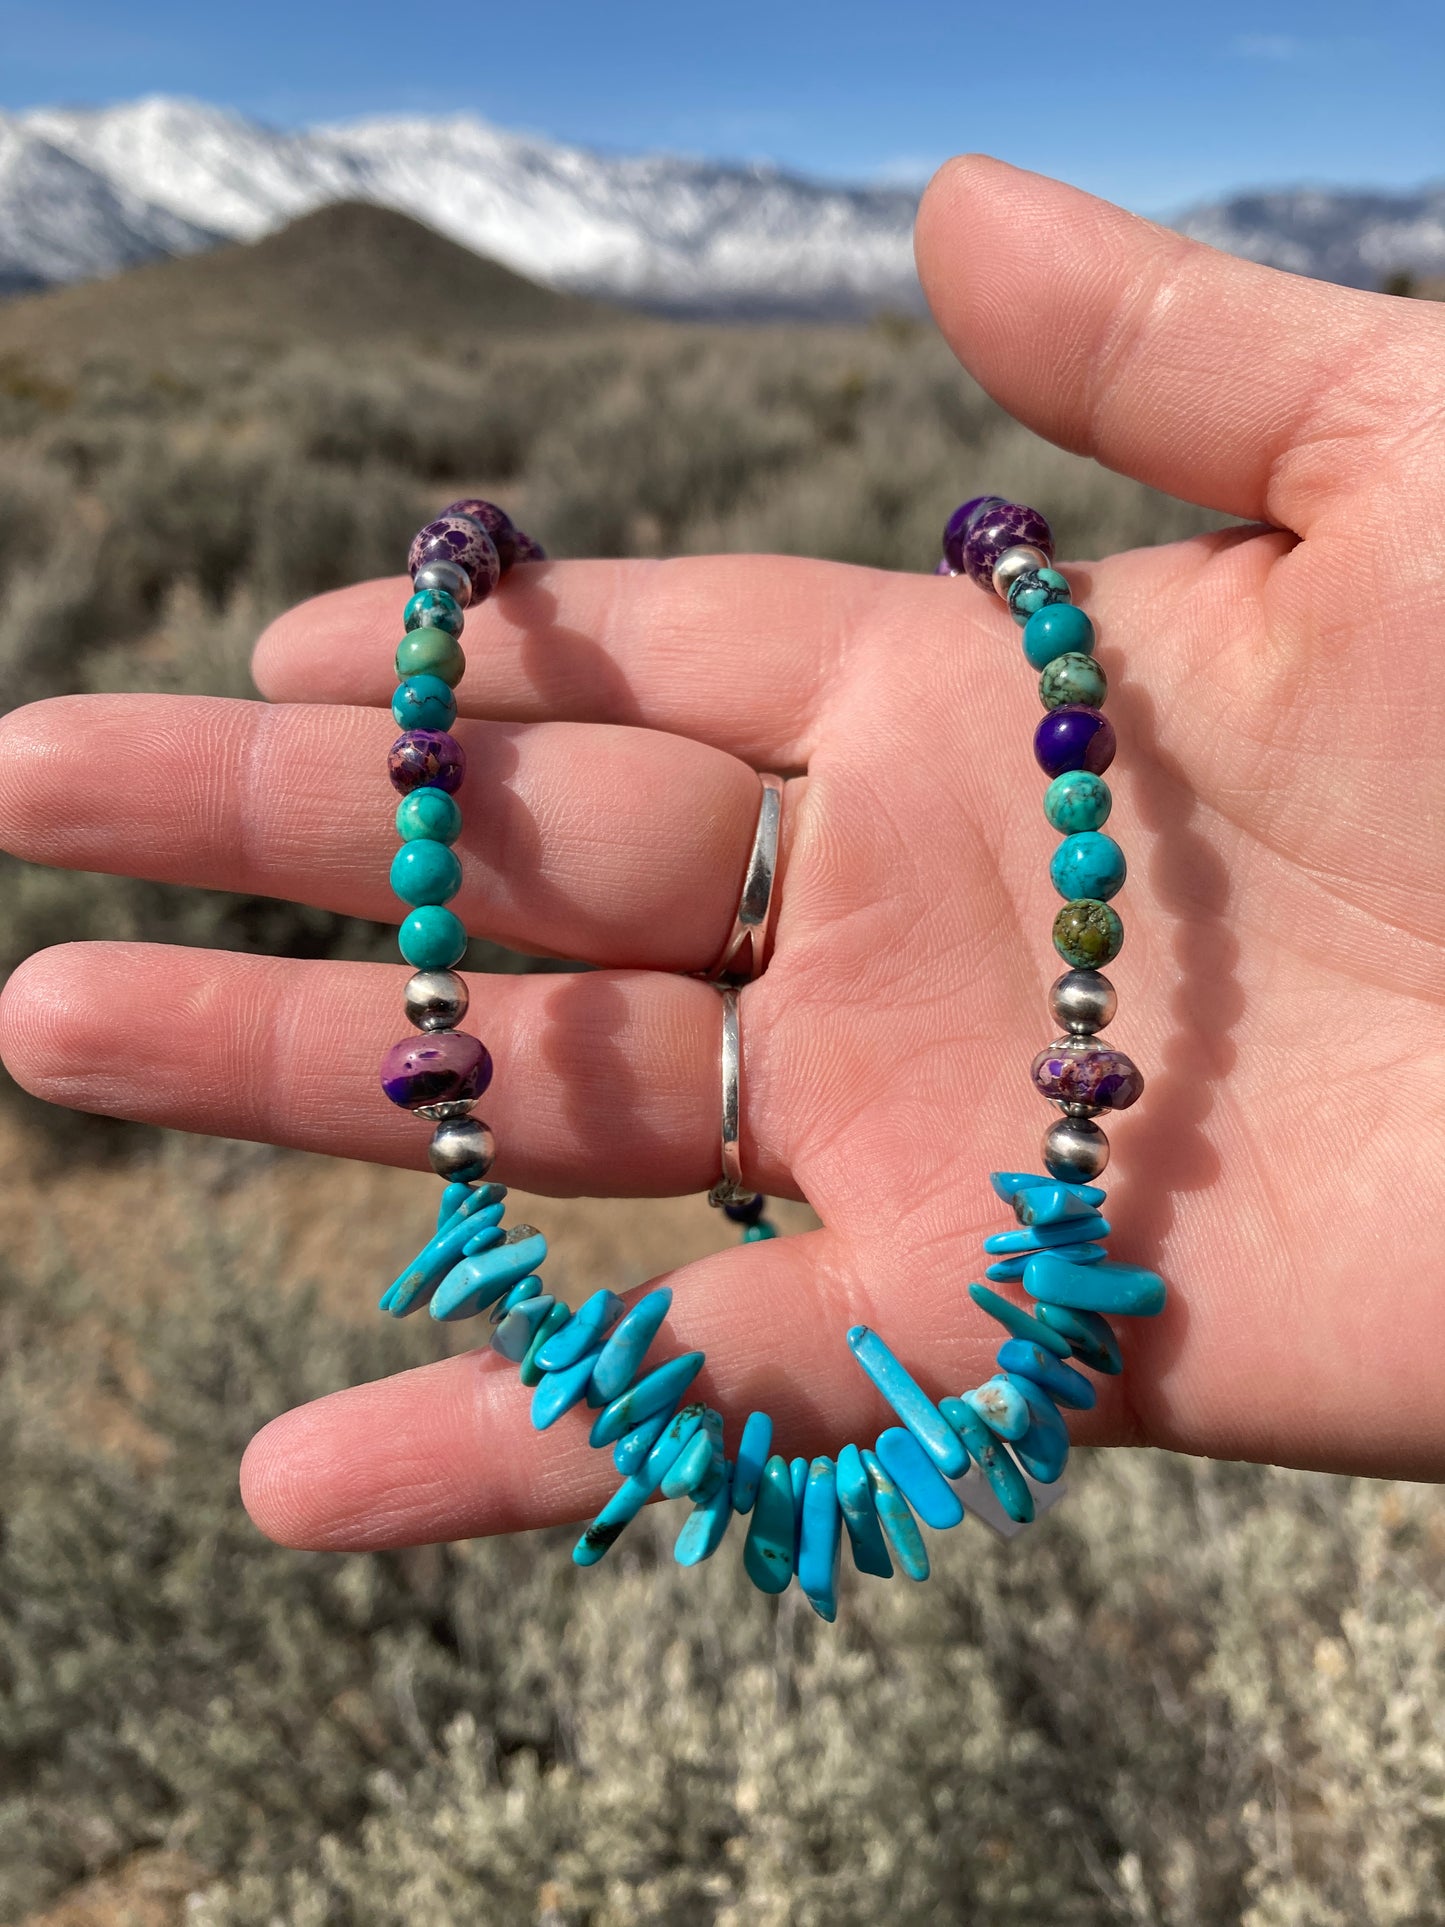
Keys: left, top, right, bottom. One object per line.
{"left": 1, "top": 158, "right": 1440, "bottom": 1557}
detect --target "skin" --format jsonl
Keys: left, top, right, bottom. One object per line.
{"left": 0, "top": 157, "right": 1442, "bottom": 1555}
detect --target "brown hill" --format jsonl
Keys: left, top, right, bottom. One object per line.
{"left": 0, "top": 201, "right": 614, "bottom": 365}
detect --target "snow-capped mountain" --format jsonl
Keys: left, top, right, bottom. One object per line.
{"left": 0, "top": 97, "right": 921, "bottom": 317}
{"left": 1, "top": 98, "right": 1441, "bottom": 317}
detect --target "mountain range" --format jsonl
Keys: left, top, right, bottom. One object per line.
{"left": 2, "top": 97, "right": 1442, "bottom": 317}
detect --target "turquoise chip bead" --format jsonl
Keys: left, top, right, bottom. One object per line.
{"left": 588, "top": 1351, "right": 705, "bottom": 1447}
{"left": 984, "top": 1214, "right": 1110, "bottom": 1256}
{"left": 588, "top": 1286, "right": 673, "bottom": 1406}
{"left": 986, "top": 1242, "right": 1105, "bottom": 1283}
{"left": 1003, "top": 1373, "right": 1071, "bottom": 1484}
{"left": 613, "top": 1402, "right": 680, "bottom": 1475}
{"left": 940, "top": 1396, "right": 1035, "bottom": 1525}
{"left": 638, "top": 1403, "right": 707, "bottom": 1485}
{"left": 396, "top": 788, "right": 463, "bottom": 845}
{"left": 967, "top": 1282, "right": 1072, "bottom": 1358}
{"left": 404, "top": 587, "right": 465, "bottom": 636}
{"left": 1049, "top": 832, "right": 1127, "bottom": 903}
{"left": 399, "top": 904, "right": 467, "bottom": 970}
{"left": 963, "top": 1376, "right": 1030, "bottom": 1442}
{"left": 790, "top": 1457, "right": 809, "bottom": 1560}
{"left": 531, "top": 1345, "right": 605, "bottom": 1429}
{"left": 379, "top": 1184, "right": 505, "bottom": 1315}
{"left": 535, "top": 1288, "right": 623, "bottom": 1372}
{"left": 1035, "top": 1303, "right": 1124, "bottom": 1374}
{"left": 392, "top": 674, "right": 459, "bottom": 733}
{"left": 661, "top": 1410, "right": 723, "bottom": 1499}
{"left": 490, "top": 1275, "right": 543, "bottom": 1321}
{"left": 1014, "top": 1180, "right": 1107, "bottom": 1227}
{"left": 428, "top": 1231, "right": 547, "bottom": 1321}
{"left": 873, "top": 1426, "right": 965, "bottom": 1531}
{"left": 845, "top": 1325, "right": 968, "bottom": 1478}
{"left": 996, "top": 1339, "right": 1097, "bottom": 1412}
{"left": 731, "top": 1410, "right": 773, "bottom": 1515}
{"left": 1043, "top": 769, "right": 1112, "bottom": 834}
{"left": 390, "top": 838, "right": 462, "bottom": 908}
{"left": 1022, "top": 601, "right": 1094, "bottom": 668}
{"left": 1025, "top": 1252, "right": 1166, "bottom": 1318}
{"left": 573, "top": 1472, "right": 655, "bottom": 1566}
{"left": 675, "top": 1461, "right": 733, "bottom": 1566}
{"left": 797, "top": 1457, "right": 842, "bottom": 1621}
{"left": 490, "top": 1292, "right": 556, "bottom": 1361}
{"left": 437, "top": 1180, "right": 480, "bottom": 1228}
{"left": 835, "top": 1442, "right": 893, "bottom": 1577}
{"left": 989, "top": 1171, "right": 1106, "bottom": 1208}
{"left": 519, "top": 1299, "right": 571, "bottom": 1386}
{"left": 743, "top": 1454, "right": 796, "bottom": 1593}
{"left": 860, "top": 1447, "right": 929, "bottom": 1581}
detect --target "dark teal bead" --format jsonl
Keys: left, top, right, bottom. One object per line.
{"left": 519, "top": 1300, "right": 571, "bottom": 1387}
{"left": 399, "top": 905, "right": 468, "bottom": 970}
{"left": 743, "top": 1454, "right": 796, "bottom": 1593}
{"left": 1022, "top": 602, "right": 1095, "bottom": 668}
{"left": 392, "top": 675, "right": 458, "bottom": 733}
{"left": 390, "top": 838, "right": 462, "bottom": 907}
{"left": 404, "top": 587, "right": 465, "bottom": 636}
{"left": 1049, "top": 832, "right": 1126, "bottom": 902}
{"left": 395, "top": 788, "right": 463, "bottom": 845}
{"left": 967, "top": 1281, "right": 1072, "bottom": 1358}
{"left": 1040, "top": 651, "right": 1107, "bottom": 711}
{"left": 1043, "top": 770, "right": 1112, "bottom": 834}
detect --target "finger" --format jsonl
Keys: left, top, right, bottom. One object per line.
{"left": 251, "top": 554, "right": 899, "bottom": 765}
{"left": 915, "top": 155, "right": 1445, "bottom": 530}
{"left": 239, "top": 1231, "right": 1134, "bottom": 1551}
{"left": 0, "top": 693, "right": 770, "bottom": 973}
{"left": 0, "top": 942, "right": 792, "bottom": 1198}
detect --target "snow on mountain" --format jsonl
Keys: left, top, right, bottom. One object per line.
{"left": 1, "top": 98, "right": 1441, "bottom": 318}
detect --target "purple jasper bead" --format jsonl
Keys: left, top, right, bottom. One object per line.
{"left": 961, "top": 501, "right": 1054, "bottom": 589}
{"left": 1034, "top": 706, "right": 1116, "bottom": 779}
{"left": 408, "top": 516, "right": 502, "bottom": 601}
{"left": 942, "top": 495, "right": 1004, "bottom": 574}
{"left": 510, "top": 529, "right": 547, "bottom": 564}
{"left": 442, "top": 498, "right": 519, "bottom": 572}
{"left": 1031, "top": 1042, "right": 1144, "bottom": 1113}
{"left": 380, "top": 1031, "right": 493, "bottom": 1111}
{"left": 388, "top": 730, "right": 466, "bottom": 795}
{"left": 933, "top": 557, "right": 957, "bottom": 577}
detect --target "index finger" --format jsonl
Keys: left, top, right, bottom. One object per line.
{"left": 252, "top": 554, "right": 932, "bottom": 768}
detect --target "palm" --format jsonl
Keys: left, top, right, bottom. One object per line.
{"left": 1, "top": 160, "right": 1440, "bottom": 1555}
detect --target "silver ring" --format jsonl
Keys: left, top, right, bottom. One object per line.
{"left": 709, "top": 987, "right": 752, "bottom": 1206}
{"left": 708, "top": 772, "right": 783, "bottom": 984}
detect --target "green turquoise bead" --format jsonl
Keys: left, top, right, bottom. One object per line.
{"left": 1040, "top": 651, "right": 1107, "bottom": 711}
{"left": 392, "top": 675, "right": 458, "bottom": 733}
{"left": 399, "top": 904, "right": 468, "bottom": 969}
{"left": 1053, "top": 898, "right": 1124, "bottom": 969}
{"left": 390, "top": 838, "right": 462, "bottom": 907}
{"left": 1049, "top": 832, "right": 1126, "bottom": 902}
{"left": 1044, "top": 770, "right": 1112, "bottom": 833}
{"left": 1022, "top": 603, "right": 1095, "bottom": 669}
{"left": 395, "top": 628, "right": 466, "bottom": 688}
{"left": 395, "top": 788, "right": 463, "bottom": 844}
{"left": 404, "top": 587, "right": 465, "bottom": 637}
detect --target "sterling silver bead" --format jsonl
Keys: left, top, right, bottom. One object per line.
{"left": 416, "top": 1098, "right": 476, "bottom": 1122}
{"left": 427, "top": 1116, "right": 495, "bottom": 1181}
{"left": 991, "top": 544, "right": 1051, "bottom": 599}
{"left": 404, "top": 969, "right": 469, "bottom": 1032}
{"left": 1042, "top": 1115, "right": 1110, "bottom": 1181}
{"left": 1048, "top": 969, "right": 1118, "bottom": 1035}
{"left": 413, "top": 558, "right": 472, "bottom": 608}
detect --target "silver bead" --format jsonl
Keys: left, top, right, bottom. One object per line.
{"left": 427, "top": 1116, "right": 495, "bottom": 1181}
{"left": 990, "top": 544, "right": 1050, "bottom": 599}
{"left": 1048, "top": 969, "right": 1117, "bottom": 1035}
{"left": 412, "top": 558, "right": 472, "bottom": 608}
{"left": 405, "top": 969, "right": 469, "bottom": 1032}
{"left": 416, "top": 1097, "right": 476, "bottom": 1122}
{"left": 1042, "top": 1115, "right": 1110, "bottom": 1181}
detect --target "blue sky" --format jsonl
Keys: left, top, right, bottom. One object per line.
{"left": 1, "top": 0, "right": 1440, "bottom": 213}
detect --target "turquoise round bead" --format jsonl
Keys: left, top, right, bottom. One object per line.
{"left": 403, "top": 588, "right": 464, "bottom": 637}
{"left": 399, "top": 905, "right": 468, "bottom": 969}
{"left": 395, "top": 629, "right": 466, "bottom": 688}
{"left": 392, "top": 675, "right": 458, "bottom": 733}
{"left": 1044, "top": 770, "right": 1111, "bottom": 833}
{"left": 1040, "top": 651, "right": 1107, "bottom": 711}
{"left": 390, "top": 838, "right": 462, "bottom": 907}
{"left": 1008, "top": 566, "right": 1071, "bottom": 626}
{"left": 1049, "top": 831, "right": 1127, "bottom": 901}
{"left": 1023, "top": 603, "right": 1095, "bottom": 670}
{"left": 395, "top": 788, "right": 463, "bottom": 845}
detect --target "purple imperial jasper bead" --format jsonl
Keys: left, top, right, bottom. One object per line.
{"left": 443, "top": 498, "right": 519, "bottom": 572}
{"left": 942, "top": 495, "right": 1004, "bottom": 575}
{"left": 961, "top": 500, "right": 1053, "bottom": 589}
{"left": 389, "top": 730, "right": 466, "bottom": 795}
{"left": 408, "top": 516, "right": 502, "bottom": 601}
{"left": 380, "top": 1031, "right": 493, "bottom": 1111}
{"left": 1031, "top": 1041, "right": 1144, "bottom": 1113}
{"left": 1034, "top": 705, "right": 1116, "bottom": 779}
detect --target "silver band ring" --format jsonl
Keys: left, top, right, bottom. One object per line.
{"left": 709, "top": 772, "right": 783, "bottom": 984}
{"left": 709, "top": 987, "right": 751, "bottom": 1206}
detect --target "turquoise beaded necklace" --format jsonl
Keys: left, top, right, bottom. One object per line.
{"left": 377, "top": 494, "right": 1167, "bottom": 1619}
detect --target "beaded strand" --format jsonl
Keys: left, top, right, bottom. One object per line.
{"left": 375, "top": 494, "right": 1167, "bottom": 1621}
